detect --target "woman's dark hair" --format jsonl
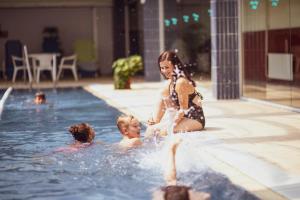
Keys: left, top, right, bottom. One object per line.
{"left": 158, "top": 51, "right": 196, "bottom": 87}
{"left": 161, "top": 185, "right": 191, "bottom": 200}
{"left": 68, "top": 123, "right": 95, "bottom": 143}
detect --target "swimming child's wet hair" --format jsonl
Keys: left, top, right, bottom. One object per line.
{"left": 161, "top": 185, "right": 191, "bottom": 200}
{"left": 68, "top": 123, "right": 95, "bottom": 143}
{"left": 35, "top": 91, "right": 46, "bottom": 101}
{"left": 116, "top": 114, "right": 134, "bottom": 133}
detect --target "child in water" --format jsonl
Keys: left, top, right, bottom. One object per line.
{"left": 56, "top": 123, "right": 95, "bottom": 152}
{"left": 152, "top": 138, "right": 211, "bottom": 200}
{"left": 34, "top": 92, "right": 46, "bottom": 104}
{"left": 69, "top": 123, "right": 95, "bottom": 147}
{"left": 116, "top": 114, "right": 142, "bottom": 149}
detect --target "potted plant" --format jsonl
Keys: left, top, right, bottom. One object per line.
{"left": 112, "top": 55, "right": 143, "bottom": 89}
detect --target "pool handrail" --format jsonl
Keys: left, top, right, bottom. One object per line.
{"left": 0, "top": 87, "right": 13, "bottom": 118}
{"left": 23, "top": 45, "right": 33, "bottom": 88}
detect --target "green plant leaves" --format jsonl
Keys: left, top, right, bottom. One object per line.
{"left": 112, "top": 55, "right": 143, "bottom": 89}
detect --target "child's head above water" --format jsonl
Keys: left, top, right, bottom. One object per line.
{"left": 34, "top": 92, "right": 46, "bottom": 104}
{"left": 69, "top": 123, "right": 95, "bottom": 143}
{"left": 117, "top": 114, "right": 141, "bottom": 139}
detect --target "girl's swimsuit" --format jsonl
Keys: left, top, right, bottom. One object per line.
{"left": 170, "top": 78, "right": 205, "bottom": 128}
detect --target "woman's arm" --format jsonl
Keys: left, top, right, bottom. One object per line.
{"left": 150, "top": 85, "right": 169, "bottom": 124}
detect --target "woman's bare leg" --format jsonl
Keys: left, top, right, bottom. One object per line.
{"left": 173, "top": 118, "right": 203, "bottom": 133}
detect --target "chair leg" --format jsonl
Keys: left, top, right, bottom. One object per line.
{"left": 72, "top": 68, "right": 78, "bottom": 81}
{"left": 33, "top": 67, "right": 36, "bottom": 81}
{"left": 57, "top": 68, "right": 62, "bottom": 81}
{"left": 23, "top": 68, "right": 26, "bottom": 82}
{"left": 26, "top": 68, "right": 33, "bottom": 83}
{"left": 51, "top": 69, "right": 55, "bottom": 82}
{"left": 12, "top": 69, "right": 17, "bottom": 83}
{"left": 37, "top": 69, "right": 40, "bottom": 83}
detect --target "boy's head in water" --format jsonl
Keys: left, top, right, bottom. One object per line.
{"left": 116, "top": 114, "right": 142, "bottom": 148}
{"left": 69, "top": 123, "right": 95, "bottom": 143}
{"left": 153, "top": 185, "right": 210, "bottom": 200}
{"left": 152, "top": 138, "right": 211, "bottom": 200}
{"left": 34, "top": 92, "right": 46, "bottom": 104}
{"left": 161, "top": 185, "right": 191, "bottom": 200}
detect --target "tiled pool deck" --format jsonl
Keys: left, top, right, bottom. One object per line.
{"left": 1, "top": 77, "right": 300, "bottom": 200}
{"left": 84, "top": 80, "right": 300, "bottom": 200}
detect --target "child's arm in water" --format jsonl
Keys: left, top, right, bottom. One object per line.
{"left": 164, "top": 138, "right": 181, "bottom": 185}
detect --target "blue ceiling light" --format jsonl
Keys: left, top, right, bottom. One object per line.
{"left": 183, "top": 15, "right": 189, "bottom": 23}
{"left": 171, "top": 18, "right": 178, "bottom": 25}
{"left": 192, "top": 13, "right": 199, "bottom": 22}
{"left": 249, "top": 0, "right": 260, "bottom": 10}
{"left": 164, "top": 19, "right": 171, "bottom": 27}
{"left": 270, "top": 0, "right": 279, "bottom": 7}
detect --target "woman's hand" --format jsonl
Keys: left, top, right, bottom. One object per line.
{"left": 147, "top": 117, "right": 156, "bottom": 125}
{"left": 173, "top": 110, "right": 184, "bottom": 125}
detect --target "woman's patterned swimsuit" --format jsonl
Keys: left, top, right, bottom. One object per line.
{"left": 170, "top": 79, "right": 205, "bottom": 128}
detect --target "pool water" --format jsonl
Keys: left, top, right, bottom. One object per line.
{"left": 0, "top": 88, "right": 260, "bottom": 200}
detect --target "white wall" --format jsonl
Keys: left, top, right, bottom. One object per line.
{"left": 242, "top": 0, "right": 300, "bottom": 32}
{"left": 289, "top": 0, "right": 300, "bottom": 28}
{"left": 242, "top": 0, "right": 267, "bottom": 32}
{"left": 0, "top": 7, "right": 92, "bottom": 58}
{"left": 96, "top": 6, "right": 113, "bottom": 75}
{"left": 0, "top": 5, "right": 113, "bottom": 75}
{"left": 268, "top": 0, "right": 290, "bottom": 29}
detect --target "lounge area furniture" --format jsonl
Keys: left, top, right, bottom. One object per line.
{"left": 57, "top": 55, "right": 78, "bottom": 81}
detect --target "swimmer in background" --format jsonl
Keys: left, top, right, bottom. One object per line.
{"left": 34, "top": 92, "right": 46, "bottom": 104}
{"left": 116, "top": 114, "right": 142, "bottom": 149}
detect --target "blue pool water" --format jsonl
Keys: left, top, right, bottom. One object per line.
{"left": 0, "top": 88, "right": 260, "bottom": 200}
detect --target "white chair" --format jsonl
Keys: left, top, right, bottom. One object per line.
{"left": 11, "top": 45, "right": 33, "bottom": 84}
{"left": 57, "top": 55, "right": 78, "bottom": 81}
{"left": 32, "top": 54, "right": 56, "bottom": 83}
{"left": 11, "top": 56, "right": 27, "bottom": 83}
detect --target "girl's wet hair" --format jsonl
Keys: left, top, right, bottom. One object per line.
{"left": 158, "top": 51, "right": 196, "bottom": 87}
{"left": 161, "top": 185, "right": 191, "bottom": 200}
{"left": 69, "top": 123, "right": 95, "bottom": 143}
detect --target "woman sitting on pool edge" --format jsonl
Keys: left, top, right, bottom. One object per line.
{"left": 56, "top": 123, "right": 95, "bottom": 152}
{"left": 146, "top": 50, "right": 205, "bottom": 137}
